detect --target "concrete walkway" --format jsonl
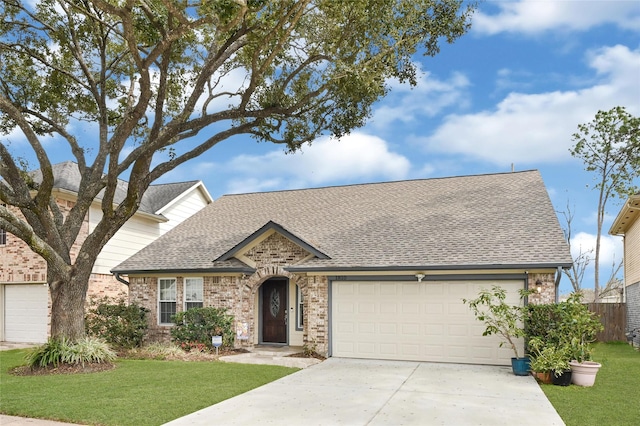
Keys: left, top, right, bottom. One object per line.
{"left": 164, "top": 358, "right": 565, "bottom": 426}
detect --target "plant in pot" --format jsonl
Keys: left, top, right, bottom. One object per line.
{"left": 464, "top": 286, "right": 532, "bottom": 376}
{"left": 558, "top": 293, "right": 604, "bottom": 387}
{"left": 528, "top": 337, "right": 570, "bottom": 384}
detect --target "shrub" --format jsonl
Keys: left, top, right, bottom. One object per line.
{"left": 525, "top": 293, "right": 604, "bottom": 363}
{"left": 171, "top": 307, "right": 234, "bottom": 350}
{"left": 524, "top": 302, "right": 564, "bottom": 344}
{"left": 25, "top": 337, "right": 116, "bottom": 368}
{"left": 85, "top": 296, "right": 149, "bottom": 349}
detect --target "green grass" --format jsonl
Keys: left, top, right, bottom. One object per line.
{"left": 541, "top": 342, "right": 640, "bottom": 426}
{"left": 0, "top": 349, "right": 298, "bottom": 425}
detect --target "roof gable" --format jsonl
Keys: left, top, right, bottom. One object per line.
{"left": 29, "top": 161, "right": 210, "bottom": 216}
{"left": 216, "top": 221, "right": 330, "bottom": 263}
{"left": 113, "top": 170, "right": 573, "bottom": 274}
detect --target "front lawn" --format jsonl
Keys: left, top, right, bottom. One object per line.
{"left": 542, "top": 342, "right": 640, "bottom": 426}
{"left": 0, "top": 349, "right": 298, "bottom": 425}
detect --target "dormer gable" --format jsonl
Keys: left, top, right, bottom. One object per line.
{"left": 215, "top": 221, "right": 329, "bottom": 268}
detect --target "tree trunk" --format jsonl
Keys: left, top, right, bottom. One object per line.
{"left": 49, "top": 266, "right": 92, "bottom": 341}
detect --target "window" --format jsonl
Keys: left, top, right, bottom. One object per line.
{"left": 185, "top": 277, "right": 203, "bottom": 310}
{"left": 159, "top": 278, "right": 177, "bottom": 324}
{"left": 296, "top": 285, "right": 304, "bottom": 330}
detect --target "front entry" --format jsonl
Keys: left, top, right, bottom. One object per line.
{"left": 261, "top": 279, "right": 288, "bottom": 344}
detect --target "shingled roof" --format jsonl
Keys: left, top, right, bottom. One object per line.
{"left": 31, "top": 161, "right": 206, "bottom": 217}
{"left": 113, "top": 170, "right": 572, "bottom": 274}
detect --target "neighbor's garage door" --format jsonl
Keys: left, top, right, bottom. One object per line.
{"left": 332, "top": 280, "right": 524, "bottom": 366}
{"left": 4, "top": 284, "right": 49, "bottom": 343}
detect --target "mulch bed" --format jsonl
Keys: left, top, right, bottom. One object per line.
{"left": 9, "top": 347, "right": 322, "bottom": 376}
{"left": 287, "top": 352, "right": 326, "bottom": 360}
{"left": 11, "top": 362, "right": 116, "bottom": 376}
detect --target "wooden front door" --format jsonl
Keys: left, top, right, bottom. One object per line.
{"left": 262, "top": 279, "right": 287, "bottom": 344}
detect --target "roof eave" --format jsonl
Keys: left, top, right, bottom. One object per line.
{"left": 608, "top": 194, "right": 640, "bottom": 236}
{"left": 111, "top": 266, "right": 257, "bottom": 275}
{"left": 285, "top": 262, "right": 574, "bottom": 273}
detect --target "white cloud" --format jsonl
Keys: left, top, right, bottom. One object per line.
{"left": 570, "top": 231, "right": 623, "bottom": 271}
{"left": 202, "top": 132, "right": 411, "bottom": 194}
{"left": 417, "top": 45, "right": 640, "bottom": 166}
{"left": 473, "top": 0, "right": 640, "bottom": 35}
{"left": 369, "top": 67, "right": 471, "bottom": 129}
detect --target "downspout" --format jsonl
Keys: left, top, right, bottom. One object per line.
{"left": 114, "top": 272, "right": 130, "bottom": 287}
{"left": 554, "top": 267, "right": 562, "bottom": 303}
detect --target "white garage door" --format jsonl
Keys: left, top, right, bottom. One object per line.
{"left": 4, "top": 284, "right": 49, "bottom": 343}
{"left": 331, "top": 280, "right": 524, "bottom": 366}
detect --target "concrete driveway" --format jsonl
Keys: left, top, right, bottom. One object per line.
{"left": 164, "top": 358, "right": 564, "bottom": 426}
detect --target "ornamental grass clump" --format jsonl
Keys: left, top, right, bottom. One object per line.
{"left": 26, "top": 337, "right": 116, "bottom": 368}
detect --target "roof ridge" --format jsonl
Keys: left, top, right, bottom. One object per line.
{"left": 219, "top": 169, "right": 540, "bottom": 198}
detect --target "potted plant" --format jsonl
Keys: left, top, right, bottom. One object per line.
{"left": 528, "top": 337, "right": 571, "bottom": 384}
{"left": 559, "top": 293, "right": 604, "bottom": 386}
{"left": 464, "top": 286, "right": 532, "bottom": 375}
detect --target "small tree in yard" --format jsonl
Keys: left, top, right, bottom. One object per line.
{"left": 570, "top": 106, "right": 640, "bottom": 300}
{"left": 463, "top": 286, "right": 531, "bottom": 359}
{"left": 559, "top": 201, "right": 593, "bottom": 293}
{"left": 0, "top": 0, "right": 476, "bottom": 342}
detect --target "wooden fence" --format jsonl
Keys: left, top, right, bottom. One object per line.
{"left": 585, "top": 303, "right": 627, "bottom": 342}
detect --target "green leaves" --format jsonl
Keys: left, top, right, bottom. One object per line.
{"left": 171, "top": 307, "right": 235, "bottom": 349}
{"left": 570, "top": 106, "right": 640, "bottom": 200}
{"left": 463, "top": 285, "right": 528, "bottom": 358}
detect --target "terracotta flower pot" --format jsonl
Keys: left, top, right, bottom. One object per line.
{"left": 569, "top": 361, "right": 601, "bottom": 387}
{"left": 534, "top": 371, "right": 552, "bottom": 384}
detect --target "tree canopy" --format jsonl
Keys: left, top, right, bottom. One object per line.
{"left": 0, "top": 0, "right": 476, "bottom": 339}
{"left": 570, "top": 106, "right": 640, "bottom": 299}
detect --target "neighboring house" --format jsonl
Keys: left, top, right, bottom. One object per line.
{"left": 113, "top": 170, "right": 572, "bottom": 366}
{"left": 0, "top": 161, "right": 212, "bottom": 343}
{"left": 609, "top": 193, "right": 640, "bottom": 347}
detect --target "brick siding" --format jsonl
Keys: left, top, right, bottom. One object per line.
{"left": 1, "top": 200, "right": 127, "bottom": 341}
{"left": 130, "top": 234, "right": 332, "bottom": 355}
{"left": 527, "top": 272, "right": 557, "bottom": 305}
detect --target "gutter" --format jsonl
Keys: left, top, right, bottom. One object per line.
{"left": 555, "top": 266, "right": 562, "bottom": 303}
{"left": 114, "top": 272, "right": 130, "bottom": 287}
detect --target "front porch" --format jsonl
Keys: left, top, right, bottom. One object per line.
{"left": 219, "top": 345, "right": 323, "bottom": 368}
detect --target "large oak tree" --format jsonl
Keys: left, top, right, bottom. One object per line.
{"left": 0, "top": 0, "right": 475, "bottom": 340}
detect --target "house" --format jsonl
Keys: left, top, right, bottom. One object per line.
{"left": 0, "top": 161, "right": 212, "bottom": 343}
{"left": 113, "top": 170, "right": 572, "bottom": 366}
{"left": 609, "top": 193, "right": 640, "bottom": 347}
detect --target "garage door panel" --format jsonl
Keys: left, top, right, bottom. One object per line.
{"left": 332, "top": 280, "right": 524, "bottom": 365}
{"left": 380, "top": 302, "right": 397, "bottom": 314}
{"left": 4, "top": 284, "right": 49, "bottom": 343}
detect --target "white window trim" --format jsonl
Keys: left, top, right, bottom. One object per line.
{"left": 184, "top": 277, "right": 204, "bottom": 311}
{"left": 158, "top": 278, "right": 177, "bottom": 325}
{"left": 296, "top": 285, "right": 304, "bottom": 330}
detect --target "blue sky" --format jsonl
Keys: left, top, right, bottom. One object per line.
{"left": 159, "top": 1, "right": 639, "bottom": 295}
{"left": 6, "top": 1, "right": 640, "bottom": 295}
